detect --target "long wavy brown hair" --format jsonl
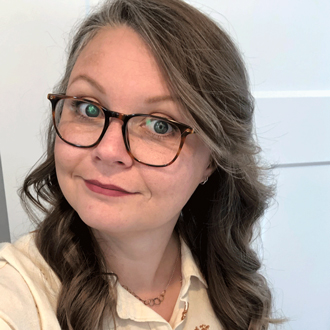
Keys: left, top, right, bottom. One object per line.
{"left": 20, "top": 0, "right": 279, "bottom": 329}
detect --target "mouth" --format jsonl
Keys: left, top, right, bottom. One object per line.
{"left": 84, "top": 180, "right": 134, "bottom": 197}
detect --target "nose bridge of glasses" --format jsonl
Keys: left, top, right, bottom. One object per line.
{"left": 102, "top": 109, "right": 130, "bottom": 144}
{"left": 103, "top": 107, "right": 128, "bottom": 122}
{"left": 100, "top": 108, "right": 129, "bottom": 148}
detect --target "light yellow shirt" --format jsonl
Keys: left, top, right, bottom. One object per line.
{"left": 0, "top": 234, "right": 222, "bottom": 329}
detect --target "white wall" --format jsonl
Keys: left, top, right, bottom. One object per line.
{"left": 1, "top": 0, "right": 87, "bottom": 238}
{"left": 1, "top": 1, "right": 329, "bottom": 329}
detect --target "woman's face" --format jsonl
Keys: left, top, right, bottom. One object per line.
{"left": 54, "top": 26, "right": 213, "bottom": 238}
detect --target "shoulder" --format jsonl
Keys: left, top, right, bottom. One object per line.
{"left": 0, "top": 234, "right": 61, "bottom": 330}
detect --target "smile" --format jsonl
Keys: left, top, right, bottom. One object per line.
{"left": 84, "top": 180, "right": 134, "bottom": 197}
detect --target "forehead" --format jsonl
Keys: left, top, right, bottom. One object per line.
{"left": 68, "top": 26, "right": 170, "bottom": 97}
{"left": 77, "top": 26, "right": 151, "bottom": 65}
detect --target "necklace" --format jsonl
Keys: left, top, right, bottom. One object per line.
{"left": 122, "top": 250, "right": 180, "bottom": 306}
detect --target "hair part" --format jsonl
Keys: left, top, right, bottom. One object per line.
{"left": 20, "top": 0, "right": 280, "bottom": 329}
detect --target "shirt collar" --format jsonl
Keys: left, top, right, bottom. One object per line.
{"left": 115, "top": 237, "right": 207, "bottom": 321}
{"left": 180, "top": 238, "right": 207, "bottom": 289}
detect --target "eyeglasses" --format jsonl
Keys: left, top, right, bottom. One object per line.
{"left": 48, "top": 94, "right": 194, "bottom": 167}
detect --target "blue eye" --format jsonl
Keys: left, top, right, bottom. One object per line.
{"left": 84, "top": 104, "right": 100, "bottom": 117}
{"left": 146, "top": 118, "right": 173, "bottom": 134}
{"left": 71, "top": 100, "right": 102, "bottom": 118}
{"left": 78, "top": 103, "right": 100, "bottom": 117}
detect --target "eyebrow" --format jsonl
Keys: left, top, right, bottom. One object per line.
{"left": 69, "top": 75, "right": 106, "bottom": 94}
{"left": 145, "top": 95, "right": 178, "bottom": 104}
{"left": 69, "top": 74, "right": 178, "bottom": 104}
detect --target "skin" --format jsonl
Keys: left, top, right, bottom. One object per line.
{"left": 54, "top": 26, "right": 213, "bottom": 321}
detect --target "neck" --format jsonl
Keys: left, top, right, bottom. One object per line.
{"left": 93, "top": 226, "right": 181, "bottom": 294}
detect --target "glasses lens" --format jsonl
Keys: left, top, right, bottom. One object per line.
{"left": 54, "top": 98, "right": 104, "bottom": 146}
{"left": 127, "top": 115, "right": 182, "bottom": 166}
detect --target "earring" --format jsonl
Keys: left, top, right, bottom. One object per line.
{"left": 200, "top": 177, "right": 208, "bottom": 185}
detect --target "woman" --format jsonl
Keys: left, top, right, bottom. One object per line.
{"left": 0, "top": 0, "right": 279, "bottom": 329}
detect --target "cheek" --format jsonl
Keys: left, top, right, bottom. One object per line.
{"left": 144, "top": 160, "right": 202, "bottom": 209}
{"left": 54, "top": 139, "right": 90, "bottom": 216}
{"left": 54, "top": 139, "right": 70, "bottom": 177}
{"left": 54, "top": 139, "right": 64, "bottom": 173}
{"left": 54, "top": 137, "right": 86, "bottom": 170}
{"left": 54, "top": 138, "right": 83, "bottom": 191}
{"left": 54, "top": 140, "right": 71, "bottom": 198}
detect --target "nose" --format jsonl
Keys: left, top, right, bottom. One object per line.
{"left": 91, "top": 118, "right": 134, "bottom": 167}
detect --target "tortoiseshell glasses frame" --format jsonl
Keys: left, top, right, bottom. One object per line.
{"left": 48, "top": 93, "right": 195, "bottom": 167}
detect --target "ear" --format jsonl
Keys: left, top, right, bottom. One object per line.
{"left": 201, "top": 158, "right": 216, "bottom": 183}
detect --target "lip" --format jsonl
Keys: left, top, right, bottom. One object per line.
{"left": 84, "top": 180, "right": 134, "bottom": 197}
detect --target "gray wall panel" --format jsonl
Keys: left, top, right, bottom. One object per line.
{"left": 0, "top": 156, "right": 10, "bottom": 243}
